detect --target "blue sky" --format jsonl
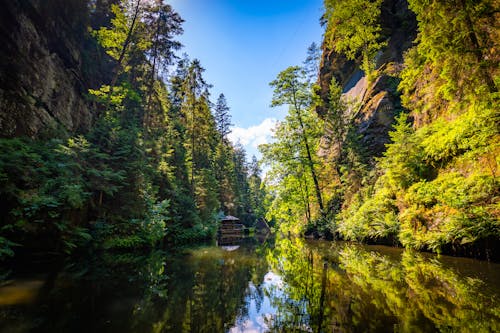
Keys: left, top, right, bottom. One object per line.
{"left": 169, "top": 0, "right": 324, "bottom": 158}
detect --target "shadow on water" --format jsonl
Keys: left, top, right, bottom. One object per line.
{"left": 0, "top": 236, "right": 499, "bottom": 332}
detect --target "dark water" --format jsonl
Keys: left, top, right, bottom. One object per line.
{"left": 1, "top": 237, "right": 499, "bottom": 332}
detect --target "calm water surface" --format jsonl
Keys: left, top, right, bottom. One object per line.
{"left": 1, "top": 236, "right": 499, "bottom": 332}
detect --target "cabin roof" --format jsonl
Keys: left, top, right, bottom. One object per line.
{"left": 221, "top": 215, "right": 240, "bottom": 221}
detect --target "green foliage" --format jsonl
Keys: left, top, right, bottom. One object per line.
{"left": 270, "top": 66, "right": 311, "bottom": 109}
{"left": 418, "top": 100, "right": 499, "bottom": 167}
{"left": 400, "top": 0, "right": 498, "bottom": 115}
{"left": 0, "top": 137, "right": 100, "bottom": 256}
{"left": 399, "top": 172, "right": 499, "bottom": 252}
{"left": 336, "top": 98, "right": 499, "bottom": 252}
{"left": 0, "top": 236, "right": 19, "bottom": 259}
{"left": 93, "top": 4, "right": 140, "bottom": 64}
{"left": 284, "top": 0, "right": 499, "bottom": 256}
{"left": 214, "top": 93, "right": 232, "bottom": 140}
{"left": 335, "top": 92, "right": 499, "bottom": 253}
{"left": 324, "top": 0, "right": 386, "bottom": 79}
{"left": 263, "top": 65, "right": 326, "bottom": 233}
{"left": 247, "top": 156, "right": 268, "bottom": 218}
{"left": 379, "top": 112, "right": 427, "bottom": 190}
{"left": 260, "top": 0, "right": 499, "bottom": 258}
{"left": 339, "top": 186, "right": 399, "bottom": 242}
{"left": 94, "top": 198, "right": 170, "bottom": 251}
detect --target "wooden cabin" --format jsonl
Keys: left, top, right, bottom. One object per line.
{"left": 218, "top": 215, "right": 244, "bottom": 245}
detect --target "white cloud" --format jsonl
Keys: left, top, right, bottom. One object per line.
{"left": 229, "top": 118, "right": 277, "bottom": 149}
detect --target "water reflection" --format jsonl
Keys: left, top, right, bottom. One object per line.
{"left": 266, "top": 238, "right": 500, "bottom": 332}
{"left": 0, "top": 237, "right": 499, "bottom": 332}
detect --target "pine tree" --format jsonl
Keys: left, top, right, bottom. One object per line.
{"left": 303, "top": 42, "right": 321, "bottom": 84}
{"left": 214, "top": 93, "right": 233, "bottom": 141}
{"left": 248, "top": 155, "right": 266, "bottom": 218}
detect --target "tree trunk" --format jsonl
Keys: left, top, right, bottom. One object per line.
{"left": 460, "top": 0, "right": 497, "bottom": 93}
{"left": 144, "top": 8, "right": 162, "bottom": 132}
{"left": 110, "top": 0, "right": 142, "bottom": 91}
{"left": 316, "top": 261, "right": 328, "bottom": 333}
{"left": 298, "top": 169, "right": 312, "bottom": 224}
{"left": 190, "top": 103, "right": 196, "bottom": 197}
{"left": 291, "top": 88, "right": 325, "bottom": 216}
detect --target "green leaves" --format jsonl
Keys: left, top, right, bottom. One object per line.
{"left": 401, "top": 0, "right": 498, "bottom": 116}
{"left": 263, "top": 65, "right": 326, "bottom": 232}
{"left": 270, "top": 66, "right": 311, "bottom": 110}
{"left": 93, "top": 4, "right": 135, "bottom": 62}
{"left": 324, "top": 0, "right": 386, "bottom": 78}
{"left": 380, "top": 112, "right": 426, "bottom": 190}
{"left": 336, "top": 94, "right": 499, "bottom": 253}
{"left": 0, "top": 236, "right": 20, "bottom": 259}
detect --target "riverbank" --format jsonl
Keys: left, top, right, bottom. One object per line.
{"left": 303, "top": 231, "right": 500, "bottom": 262}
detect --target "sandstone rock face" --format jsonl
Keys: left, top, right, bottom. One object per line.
{"left": 352, "top": 73, "right": 401, "bottom": 157}
{"left": 317, "top": 0, "right": 416, "bottom": 160}
{"left": 0, "top": 1, "right": 97, "bottom": 138}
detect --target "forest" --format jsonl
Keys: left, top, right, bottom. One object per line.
{"left": 0, "top": 0, "right": 267, "bottom": 258}
{"left": 0, "top": 0, "right": 498, "bottom": 261}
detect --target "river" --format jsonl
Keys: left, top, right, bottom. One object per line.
{"left": 1, "top": 236, "right": 499, "bottom": 332}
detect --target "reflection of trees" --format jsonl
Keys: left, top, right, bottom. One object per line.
{"left": 267, "top": 237, "right": 500, "bottom": 332}
{"left": 401, "top": 252, "right": 500, "bottom": 332}
{"left": 136, "top": 238, "right": 273, "bottom": 332}
{"left": 2, "top": 239, "right": 498, "bottom": 332}
{"left": 339, "top": 247, "right": 500, "bottom": 332}
{"left": 146, "top": 247, "right": 257, "bottom": 332}
{"left": 0, "top": 251, "right": 170, "bottom": 332}
{"left": 266, "top": 238, "right": 332, "bottom": 332}
{"left": 0, "top": 239, "right": 276, "bottom": 333}
{"left": 248, "top": 241, "right": 273, "bottom": 315}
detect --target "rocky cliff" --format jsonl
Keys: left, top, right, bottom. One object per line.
{"left": 0, "top": 0, "right": 111, "bottom": 138}
{"left": 317, "top": 0, "right": 416, "bottom": 159}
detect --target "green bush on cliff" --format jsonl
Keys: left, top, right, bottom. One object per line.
{"left": 337, "top": 99, "right": 499, "bottom": 253}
